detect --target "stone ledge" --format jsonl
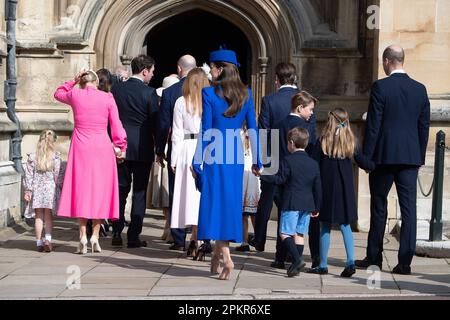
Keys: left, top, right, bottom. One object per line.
{"left": 0, "top": 119, "right": 18, "bottom": 132}
{"left": 416, "top": 240, "right": 450, "bottom": 258}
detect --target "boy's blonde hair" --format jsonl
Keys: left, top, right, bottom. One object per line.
{"left": 36, "top": 130, "right": 57, "bottom": 172}
{"left": 320, "top": 108, "right": 356, "bottom": 159}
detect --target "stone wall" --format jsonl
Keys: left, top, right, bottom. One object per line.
{"left": 0, "top": 0, "right": 22, "bottom": 228}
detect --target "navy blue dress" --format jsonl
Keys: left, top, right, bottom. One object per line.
{"left": 311, "top": 140, "right": 375, "bottom": 225}
{"left": 193, "top": 87, "right": 261, "bottom": 243}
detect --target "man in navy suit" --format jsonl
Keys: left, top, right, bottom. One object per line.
{"left": 356, "top": 45, "right": 430, "bottom": 274}
{"left": 111, "top": 55, "right": 159, "bottom": 248}
{"left": 156, "top": 55, "right": 197, "bottom": 251}
{"left": 250, "top": 63, "right": 320, "bottom": 269}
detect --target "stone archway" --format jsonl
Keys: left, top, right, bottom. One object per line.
{"left": 91, "top": 0, "right": 297, "bottom": 113}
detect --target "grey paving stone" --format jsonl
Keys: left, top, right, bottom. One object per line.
{"left": 58, "top": 288, "right": 150, "bottom": 298}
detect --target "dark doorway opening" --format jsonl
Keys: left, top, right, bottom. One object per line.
{"left": 145, "top": 9, "right": 252, "bottom": 88}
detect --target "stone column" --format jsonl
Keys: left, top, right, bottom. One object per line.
{"left": 256, "top": 56, "right": 269, "bottom": 115}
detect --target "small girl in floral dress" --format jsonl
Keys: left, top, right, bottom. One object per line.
{"left": 24, "top": 130, "right": 64, "bottom": 252}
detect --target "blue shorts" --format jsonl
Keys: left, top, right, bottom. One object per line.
{"left": 280, "top": 211, "right": 311, "bottom": 236}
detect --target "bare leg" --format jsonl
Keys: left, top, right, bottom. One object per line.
{"left": 34, "top": 209, "right": 44, "bottom": 242}
{"left": 92, "top": 220, "right": 102, "bottom": 239}
{"left": 43, "top": 209, "right": 53, "bottom": 237}
{"left": 211, "top": 241, "right": 222, "bottom": 274}
{"left": 294, "top": 234, "right": 305, "bottom": 245}
{"left": 162, "top": 207, "right": 170, "bottom": 240}
{"left": 242, "top": 216, "right": 249, "bottom": 245}
{"left": 250, "top": 216, "right": 256, "bottom": 231}
{"left": 78, "top": 219, "right": 87, "bottom": 240}
{"left": 218, "top": 241, "right": 234, "bottom": 280}
{"left": 190, "top": 225, "right": 198, "bottom": 242}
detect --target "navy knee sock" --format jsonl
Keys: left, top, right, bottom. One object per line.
{"left": 283, "top": 237, "right": 300, "bottom": 263}
{"left": 296, "top": 244, "right": 304, "bottom": 259}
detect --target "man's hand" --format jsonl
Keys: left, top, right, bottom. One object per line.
{"left": 311, "top": 211, "right": 320, "bottom": 218}
{"left": 156, "top": 154, "right": 166, "bottom": 168}
{"left": 171, "top": 166, "right": 176, "bottom": 174}
{"left": 74, "top": 68, "right": 87, "bottom": 83}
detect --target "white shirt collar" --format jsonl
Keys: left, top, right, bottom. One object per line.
{"left": 279, "top": 84, "right": 298, "bottom": 90}
{"left": 289, "top": 113, "right": 302, "bottom": 118}
{"left": 390, "top": 69, "right": 406, "bottom": 76}
{"left": 131, "top": 75, "right": 144, "bottom": 82}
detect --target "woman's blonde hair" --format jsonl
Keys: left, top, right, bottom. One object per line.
{"left": 320, "top": 108, "right": 356, "bottom": 159}
{"left": 36, "top": 130, "right": 57, "bottom": 172}
{"left": 182, "top": 68, "right": 210, "bottom": 116}
{"left": 79, "top": 70, "right": 99, "bottom": 88}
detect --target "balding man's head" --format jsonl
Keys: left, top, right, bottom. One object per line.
{"left": 383, "top": 45, "right": 405, "bottom": 64}
{"left": 382, "top": 45, "right": 405, "bottom": 76}
{"left": 177, "top": 55, "right": 197, "bottom": 77}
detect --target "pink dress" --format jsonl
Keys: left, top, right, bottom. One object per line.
{"left": 54, "top": 80, "right": 127, "bottom": 219}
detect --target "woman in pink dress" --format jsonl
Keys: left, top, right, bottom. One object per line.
{"left": 54, "top": 69, "right": 127, "bottom": 254}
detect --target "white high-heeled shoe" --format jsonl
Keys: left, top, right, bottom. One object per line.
{"left": 90, "top": 236, "right": 102, "bottom": 253}
{"left": 76, "top": 236, "right": 88, "bottom": 254}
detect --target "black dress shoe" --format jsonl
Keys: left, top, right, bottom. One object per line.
{"left": 169, "top": 243, "right": 185, "bottom": 251}
{"left": 248, "top": 238, "right": 265, "bottom": 252}
{"left": 306, "top": 267, "right": 328, "bottom": 275}
{"left": 270, "top": 261, "right": 286, "bottom": 269}
{"left": 127, "top": 240, "right": 147, "bottom": 248}
{"left": 111, "top": 235, "right": 123, "bottom": 246}
{"left": 355, "top": 257, "right": 382, "bottom": 270}
{"left": 392, "top": 264, "right": 411, "bottom": 275}
{"left": 235, "top": 244, "right": 250, "bottom": 252}
{"left": 287, "top": 259, "right": 306, "bottom": 277}
{"left": 340, "top": 265, "right": 356, "bottom": 278}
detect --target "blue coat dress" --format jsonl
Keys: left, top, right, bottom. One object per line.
{"left": 193, "top": 87, "right": 260, "bottom": 243}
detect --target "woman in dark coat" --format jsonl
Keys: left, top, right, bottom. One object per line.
{"left": 308, "top": 108, "right": 374, "bottom": 277}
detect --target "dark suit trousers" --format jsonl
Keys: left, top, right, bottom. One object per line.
{"left": 367, "top": 165, "right": 419, "bottom": 266}
{"left": 113, "top": 160, "right": 152, "bottom": 243}
{"left": 168, "top": 155, "right": 187, "bottom": 246}
{"left": 254, "top": 180, "right": 279, "bottom": 247}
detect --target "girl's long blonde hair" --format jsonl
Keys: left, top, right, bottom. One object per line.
{"left": 36, "top": 130, "right": 57, "bottom": 172}
{"left": 182, "top": 68, "right": 210, "bottom": 116}
{"left": 320, "top": 108, "right": 356, "bottom": 159}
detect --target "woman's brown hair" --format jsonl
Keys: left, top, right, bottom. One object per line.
{"left": 212, "top": 62, "right": 248, "bottom": 118}
{"left": 182, "top": 68, "right": 210, "bottom": 116}
{"left": 320, "top": 108, "right": 356, "bottom": 159}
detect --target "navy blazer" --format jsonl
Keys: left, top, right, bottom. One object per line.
{"left": 111, "top": 78, "right": 158, "bottom": 162}
{"left": 259, "top": 87, "right": 299, "bottom": 130}
{"left": 274, "top": 114, "right": 317, "bottom": 162}
{"left": 261, "top": 151, "right": 322, "bottom": 212}
{"left": 156, "top": 77, "right": 186, "bottom": 157}
{"left": 364, "top": 73, "right": 430, "bottom": 166}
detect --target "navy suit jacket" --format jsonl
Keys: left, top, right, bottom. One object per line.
{"left": 111, "top": 77, "right": 158, "bottom": 162}
{"left": 261, "top": 151, "right": 322, "bottom": 213}
{"left": 274, "top": 114, "right": 317, "bottom": 162}
{"left": 156, "top": 77, "right": 186, "bottom": 158}
{"left": 259, "top": 87, "right": 299, "bottom": 130}
{"left": 364, "top": 73, "right": 430, "bottom": 166}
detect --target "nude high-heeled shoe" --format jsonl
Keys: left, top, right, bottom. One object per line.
{"left": 76, "top": 236, "right": 88, "bottom": 254}
{"left": 219, "top": 260, "right": 234, "bottom": 280}
{"left": 90, "top": 235, "right": 102, "bottom": 253}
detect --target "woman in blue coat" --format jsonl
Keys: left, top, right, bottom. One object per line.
{"left": 192, "top": 48, "right": 261, "bottom": 280}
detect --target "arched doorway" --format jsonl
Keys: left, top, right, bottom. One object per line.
{"left": 145, "top": 9, "right": 252, "bottom": 88}
{"left": 93, "top": 0, "right": 296, "bottom": 111}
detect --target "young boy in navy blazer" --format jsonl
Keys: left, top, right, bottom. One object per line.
{"left": 261, "top": 127, "right": 322, "bottom": 277}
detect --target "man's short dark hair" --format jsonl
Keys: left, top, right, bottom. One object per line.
{"left": 383, "top": 47, "right": 405, "bottom": 64}
{"left": 288, "top": 127, "right": 309, "bottom": 149}
{"left": 131, "top": 55, "right": 155, "bottom": 75}
{"left": 275, "top": 62, "right": 297, "bottom": 85}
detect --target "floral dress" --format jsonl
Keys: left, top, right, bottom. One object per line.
{"left": 23, "top": 152, "right": 64, "bottom": 218}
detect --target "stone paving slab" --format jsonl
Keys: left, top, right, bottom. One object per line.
{"left": 1, "top": 210, "right": 450, "bottom": 299}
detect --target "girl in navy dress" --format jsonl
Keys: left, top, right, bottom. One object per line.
{"left": 308, "top": 108, "right": 374, "bottom": 277}
{"left": 192, "top": 48, "right": 261, "bottom": 280}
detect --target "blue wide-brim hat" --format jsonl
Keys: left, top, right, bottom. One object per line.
{"left": 209, "top": 49, "right": 240, "bottom": 67}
